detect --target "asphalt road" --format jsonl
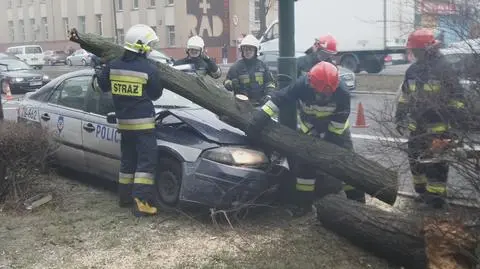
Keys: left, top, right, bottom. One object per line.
{"left": 2, "top": 63, "right": 478, "bottom": 207}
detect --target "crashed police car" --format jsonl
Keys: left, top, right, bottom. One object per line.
{"left": 17, "top": 65, "right": 289, "bottom": 210}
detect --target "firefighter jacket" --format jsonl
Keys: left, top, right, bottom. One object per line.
{"left": 296, "top": 53, "right": 334, "bottom": 78}
{"left": 224, "top": 58, "right": 276, "bottom": 105}
{"left": 97, "top": 54, "right": 164, "bottom": 131}
{"left": 395, "top": 54, "right": 466, "bottom": 134}
{"left": 174, "top": 56, "right": 222, "bottom": 79}
{"left": 262, "top": 75, "right": 350, "bottom": 136}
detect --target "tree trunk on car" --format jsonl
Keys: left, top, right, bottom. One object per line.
{"left": 315, "top": 194, "right": 478, "bottom": 269}
{"left": 68, "top": 29, "right": 399, "bottom": 205}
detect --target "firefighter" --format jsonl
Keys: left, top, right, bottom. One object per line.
{"left": 296, "top": 34, "right": 364, "bottom": 200}
{"left": 297, "top": 34, "right": 337, "bottom": 77}
{"left": 247, "top": 61, "right": 365, "bottom": 216}
{"left": 223, "top": 34, "right": 276, "bottom": 107}
{"left": 96, "top": 24, "right": 164, "bottom": 217}
{"left": 173, "top": 35, "right": 222, "bottom": 79}
{"left": 395, "top": 28, "right": 466, "bottom": 208}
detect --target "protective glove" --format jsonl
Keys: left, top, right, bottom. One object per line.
{"left": 200, "top": 52, "right": 210, "bottom": 61}
{"left": 247, "top": 109, "right": 271, "bottom": 137}
{"left": 224, "top": 81, "right": 233, "bottom": 91}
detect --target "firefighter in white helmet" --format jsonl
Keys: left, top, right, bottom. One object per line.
{"left": 173, "top": 35, "right": 222, "bottom": 79}
{"left": 224, "top": 34, "right": 276, "bottom": 106}
{"left": 96, "top": 24, "right": 164, "bottom": 217}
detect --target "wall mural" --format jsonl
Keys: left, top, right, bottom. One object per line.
{"left": 187, "top": 0, "right": 230, "bottom": 47}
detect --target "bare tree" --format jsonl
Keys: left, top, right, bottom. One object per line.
{"left": 256, "top": 0, "right": 274, "bottom": 39}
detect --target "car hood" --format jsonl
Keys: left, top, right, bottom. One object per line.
{"left": 155, "top": 107, "right": 248, "bottom": 145}
{"left": 3, "top": 70, "right": 44, "bottom": 78}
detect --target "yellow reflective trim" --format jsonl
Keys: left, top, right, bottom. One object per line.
{"left": 413, "top": 175, "right": 428, "bottom": 184}
{"left": 426, "top": 183, "right": 446, "bottom": 194}
{"left": 398, "top": 95, "right": 407, "bottom": 103}
{"left": 427, "top": 123, "right": 448, "bottom": 133}
{"left": 302, "top": 108, "right": 333, "bottom": 117}
{"left": 328, "top": 120, "right": 350, "bottom": 135}
{"left": 255, "top": 72, "right": 264, "bottom": 85}
{"left": 408, "top": 123, "right": 417, "bottom": 131}
{"left": 239, "top": 75, "right": 250, "bottom": 84}
{"left": 119, "top": 177, "right": 134, "bottom": 184}
{"left": 408, "top": 84, "right": 416, "bottom": 92}
{"left": 423, "top": 80, "right": 441, "bottom": 92}
{"left": 296, "top": 184, "right": 315, "bottom": 192}
{"left": 110, "top": 75, "right": 147, "bottom": 84}
{"left": 117, "top": 123, "right": 155, "bottom": 130}
{"left": 262, "top": 106, "right": 275, "bottom": 117}
{"left": 134, "top": 177, "right": 155, "bottom": 185}
{"left": 111, "top": 81, "right": 143, "bottom": 96}
{"left": 343, "top": 184, "right": 355, "bottom": 191}
{"left": 448, "top": 100, "right": 465, "bottom": 109}
{"left": 300, "top": 121, "right": 311, "bottom": 134}
{"left": 266, "top": 83, "right": 275, "bottom": 89}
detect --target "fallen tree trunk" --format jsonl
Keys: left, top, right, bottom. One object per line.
{"left": 68, "top": 29, "right": 398, "bottom": 205}
{"left": 315, "top": 194, "right": 477, "bottom": 269}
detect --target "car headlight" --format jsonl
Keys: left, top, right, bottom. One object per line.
{"left": 201, "top": 147, "right": 269, "bottom": 167}
{"left": 13, "top": 77, "right": 24, "bottom": 82}
{"left": 43, "top": 75, "right": 49, "bottom": 80}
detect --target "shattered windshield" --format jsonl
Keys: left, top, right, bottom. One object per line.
{"left": 153, "top": 89, "right": 201, "bottom": 109}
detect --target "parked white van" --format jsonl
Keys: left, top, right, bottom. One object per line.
{"left": 6, "top": 45, "right": 45, "bottom": 69}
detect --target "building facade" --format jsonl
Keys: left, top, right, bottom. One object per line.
{"left": 0, "top": 0, "right": 278, "bottom": 62}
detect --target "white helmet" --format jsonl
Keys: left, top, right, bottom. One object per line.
{"left": 123, "top": 24, "right": 159, "bottom": 54}
{"left": 240, "top": 34, "right": 260, "bottom": 50}
{"left": 186, "top": 35, "right": 205, "bottom": 51}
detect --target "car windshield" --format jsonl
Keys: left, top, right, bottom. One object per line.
{"left": 443, "top": 52, "right": 480, "bottom": 79}
{"left": 153, "top": 89, "right": 201, "bottom": 109}
{"left": 0, "top": 59, "right": 33, "bottom": 71}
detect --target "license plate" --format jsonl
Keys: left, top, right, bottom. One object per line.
{"left": 30, "top": 81, "right": 42, "bottom": 86}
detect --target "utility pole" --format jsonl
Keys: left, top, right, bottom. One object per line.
{"left": 414, "top": 0, "right": 421, "bottom": 29}
{"left": 277, "top": 0, "right": 297, "bottom": 130}
{"left": 112, "top": 0, "right": 119, "bottom": 44}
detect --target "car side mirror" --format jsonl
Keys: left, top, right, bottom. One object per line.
{"left": 106, "top": 112, "right": 117, "bottom": 124}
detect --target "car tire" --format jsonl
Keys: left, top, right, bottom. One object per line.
{"left": 155, "top": 157, "right": 183, "bottom": 207}
{"left": 81, "top": 59, "right": 87, "bottom": 66}
{"left": 67, "top": 59, "right": 72, "bottom": 66}
{"left": 341, "top": 55, "right": 360, "bottom": 73}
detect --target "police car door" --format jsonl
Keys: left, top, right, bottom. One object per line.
{"left": 82, "top": 87, "right": 120, "bottom": 181}
{"left": 41, "top": 75, "right": 90, "bottom": 171}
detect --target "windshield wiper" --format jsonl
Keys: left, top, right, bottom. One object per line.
{"left": 154, "top": 105, "right": 189, "bottom": 109}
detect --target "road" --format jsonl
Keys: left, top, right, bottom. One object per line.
{"left": 2, "top": 64, "right": 478, "bottom": 207}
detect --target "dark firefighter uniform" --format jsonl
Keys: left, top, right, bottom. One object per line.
{"left": 395, "top": 55, "right": 466, "bottom": 202}
{"left": 224, "top": 59, "right": 276, "bottom": 106}
{"left": 260, "top": 75, "right": 365, "bottom": 207}
{"left": 97, "top": 53, "right": 163, "bottom": 216}
{"left": 174, "top": 55, "right": 222, "bottom": 79}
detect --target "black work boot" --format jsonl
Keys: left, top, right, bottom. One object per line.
{"left": 118, "top": 184, "right": 133, "bottom": 208}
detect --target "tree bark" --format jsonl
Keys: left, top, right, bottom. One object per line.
{"left": 68, "top": 29, "right": 399, "bottom": 205}
{"left": 315, "top": 194, "right": 478, "bottom": 269}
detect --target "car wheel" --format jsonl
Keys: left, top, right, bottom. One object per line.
{"left": 341, "top": 55, "right": 360, "bottom": 73}
{"left": 67, "top": 59, "right": 72, "bottom": 66}
{"left": 81, "top": 59, "right": 87, "bottom": 66}
{"left": 156, "top": 157, "right": 182, "bottom": 207}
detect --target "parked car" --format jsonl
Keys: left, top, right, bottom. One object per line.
{"left": 258, "top": 50, "right": 357, "bottom": 91}
{"left": 66, "top": 49, "right": 93, "bottom": 66}
{"left": 16, "top": 68, "right": 287, "bottom": 209}
{"left": 149, "top": 50, "right": 175, "bottom": 65}
{"left": 44, "top": 50, "right": 68, "bottom": 65}
{"left": 0, "top": 58, "right": 50, "bottom": 94}
{"left": 6, "top": 45, "right": 45, "bottom": 69}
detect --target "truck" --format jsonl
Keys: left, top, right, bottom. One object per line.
{"left": 258, "top": 0, "right": 415, "bottom": 73}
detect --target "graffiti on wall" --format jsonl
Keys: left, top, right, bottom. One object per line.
{"left": 187, "top": 0, "right": 230, "bottom": 47}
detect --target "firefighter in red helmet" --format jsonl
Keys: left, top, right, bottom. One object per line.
{"left": 247, "top": 61, "right": 361, "bottom": 216}
{"left": 395, "top": 28, "right": 467, "bottom": 208}
{"left": 297, "top": 35, "right": 338, "bottom": 77}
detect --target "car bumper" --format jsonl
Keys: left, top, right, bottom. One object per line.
{"left": 179, "top": 158, "right": 288, "bottom": 209}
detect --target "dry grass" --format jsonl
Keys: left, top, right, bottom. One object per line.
{"left": 0, "top": 173, "right": 394, "bottom": 269}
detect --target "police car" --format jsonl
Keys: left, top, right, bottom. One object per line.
{"left": 16, "top": 68, "right": 288, "bottom": 210}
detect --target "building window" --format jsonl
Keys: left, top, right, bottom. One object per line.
{"left": 63, "top": 18, "right": 69, "bottom": 38}
{"left": 167, "top": 25, "right": 175, "bottom": 47}
{"left": 19, "top": 20, "right": 25, "bottom": 41}
{"left": 30, "top": 18, "right": 36, "bottom": 41}
{"left": 254, "top": 0, "right": 260, "bottom": 22}
{"left": 150, "top": 0, "right": 156, "bottom": 7}
{"left": 42, "top": 17, "right": 48, "bottom": 40}
{"left": 117, "top": 29, "right": 124, "bottom": 44}
{"left": 7, "top": 0, "right": 12, "bottom": 9}
{"left": 8, "top": 21, "right": 14, "bottom": 41}
{"left": 117, "top": 0, "right": 123, "bottom": 11}
{"left": 96, "top": 15, "right": 103, "bottom": 35}
{"left": 167, "top": 0, "right": 174, "bottom": 5}
{"left": 78, "top": 16, "right": 86, "bottom": 33}
{"left": 132, "top": 0, "right": 138, "bottom": 9}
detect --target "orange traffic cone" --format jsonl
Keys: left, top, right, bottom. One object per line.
{"left": 353, "top": 102, "right": 368, "bottom": 128}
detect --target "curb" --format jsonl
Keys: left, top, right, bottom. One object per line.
{"left": 351, "top": 90, "right": 397, "bottom": 95}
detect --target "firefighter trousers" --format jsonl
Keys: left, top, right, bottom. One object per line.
{"left": 118, "top": 129, "right": 158, "bottom": 208}
{"left": 285, "top": 129, "right": 366, "bottom": 209}
{"left": 407, "top": 135, "right": 449, "bottom": 197}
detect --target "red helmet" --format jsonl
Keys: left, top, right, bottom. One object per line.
{"left": 407, "top": 28, "right": 439, "bottom": 49}
{"left": 314, "top": 35, "right": 337, "bottom": 54}
{"left": 307, "top": 62, "right": 339, "bottom": 94}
